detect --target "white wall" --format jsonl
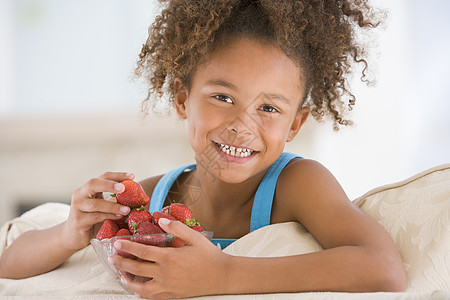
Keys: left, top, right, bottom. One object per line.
{"left": 1, "top": 0, "right": 160, "bottom": 115}
{"left": 0, "top": 0, "right": 449, "bottom": 226}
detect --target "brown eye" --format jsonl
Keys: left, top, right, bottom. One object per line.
{"left": 259, "top": 105, "right": 279, "bottom": 113}
{"left": 214, "top": 94, "right": 233, "bottom": 103}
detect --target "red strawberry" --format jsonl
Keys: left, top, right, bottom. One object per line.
{"left": 135, "top": 221, "right": 164, "bottom": 235}
{"left": 116, "top": 228, "right": 132, "bottom": 236}
{"left": 115, "top": 180, "right": 150, "bottom": 209}
{"left": 152, "top": 211, "right": 177, "bottom": 225}
{"left": 168, "top": 203, "right": 193, "bottom": 223}
{"left": 136, "top": 234, "right": 170, "bottom": 246}
{"left": 168, "top": 203, "right": 203, "bottom": 228}
{"left": 128, "top": 208, "right": 153, "bottom": 234}
{"left": 190, "top": 225, "right": 205, "bottom": 233}
{"left": 133, "top": 221, "right": 168, "bottom": 246}
{"left": 96, "top": 219, "right": 119, "bottom": 240}
{"left": 115, "top": 215, "right": 128, "bottom": 229}
{"left": 161, "top": 206, "right": 170, "bottom": 214}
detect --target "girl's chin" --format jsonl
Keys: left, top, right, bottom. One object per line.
{"left": 195, "top": 160, "right": 256, "bottom": 184}
{"left": 209, "top": 172, "right": 253, "bottom": 184}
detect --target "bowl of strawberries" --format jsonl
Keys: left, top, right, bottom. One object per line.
{"left": 90, "top": 180, "right": 213, "bottom": 292}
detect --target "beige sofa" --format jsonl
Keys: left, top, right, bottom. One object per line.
{"left": 1, "top": 163, "right": 449, "bottom": 299}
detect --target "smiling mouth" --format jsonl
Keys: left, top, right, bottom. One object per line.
{"left": 213, "top": 142, "right": 256, "bottom": 158}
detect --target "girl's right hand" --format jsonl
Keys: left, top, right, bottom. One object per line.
{"left": 62, "top": 172, "right": 134, "bottom": 251}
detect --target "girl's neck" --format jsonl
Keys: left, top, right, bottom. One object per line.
{"left": 186, "top": 165, "right": 268, "bottom": 238}
{"left": 173, "top": 163, "right": 268, "bottom": 215}
{"left": 203, "top": 172, "right": 262, "bottom": 209}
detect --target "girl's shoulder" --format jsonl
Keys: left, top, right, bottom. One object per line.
{"left": 277, "top": 157, "right": 345, "bottom": 200}
{"left": 277, "top": 158, "right": 328, "bottom": 198}
{"left": 278, "top": 157, "right": 331, "bottom": 186}
{"left": 273, "top": 157, "right": 349, "bottom": 223}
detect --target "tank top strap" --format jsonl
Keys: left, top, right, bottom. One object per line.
{"left": 149, "top": 163, "right": 235, "bottom": 248}
{"left": 250, "top": 152, "right": 302, "bottom": 232}
{"left": 149, "top": 163, "right": 196, "bottom": 214}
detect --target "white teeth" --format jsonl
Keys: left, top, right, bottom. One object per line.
{"left": 216, "top": 142, "right": 254, "bottom": 158}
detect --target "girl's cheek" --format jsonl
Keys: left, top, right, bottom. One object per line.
{"left": 266, "top": 120, "right": 293, "bottom": 140}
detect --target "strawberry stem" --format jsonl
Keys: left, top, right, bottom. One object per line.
{"left": 132, "top": 206, "right": 145, "bottom": 212}
{"left": 186, "top": 217, "right": 201, "bottom": 227}
{"left": 132, "top": 222, "right": 139, "bottom": 234}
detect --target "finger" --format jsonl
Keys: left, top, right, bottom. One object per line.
{"left": 113, "top": 239, "right": 167, "bottom": 262}
{"left": 98, "top": 171, "right": 135, "bottom": 182}
{"left": 109, "top": 253, "right": 158, "bottom": 278}
{"left": 120, "top": 274, "right": 163, "bottom": 299}
{"left": 77, "top": 211, "right": 127, "bottom": 228}
{"left": 158, "top": 218, "right": 203, "bottom": 246}
{"left": 77, "top": 197, "right": 130, "bottom": 216}
{"left": 120, "top": 273, "right": 145, "bottom": 297}
{"left": 73, "top": 178, "right": 125, "bottom": 202}
{"left": 73, "top": 177, "right": 129, "bottom": 215}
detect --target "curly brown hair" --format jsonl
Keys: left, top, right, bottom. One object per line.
{"left": 135, "top": 0, "right": 384, "bottom": 129}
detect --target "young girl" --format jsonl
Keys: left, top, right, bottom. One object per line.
{"left": 0, "top": 0, "right": 406, "bottom": 298}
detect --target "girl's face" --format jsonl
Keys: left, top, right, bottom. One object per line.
{"left": 174, "top": 37, "right": 309, "bottom": 183}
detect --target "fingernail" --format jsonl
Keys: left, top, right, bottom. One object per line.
{"left": 121, "top": 276, "right": 127, "bottom": 285}
{"left": 108, "top": 256, "right": 115, "bottom": 265}
{"left": 126, "top": 173, "right": 134, "bottom": 178}
{"left": 159, "top": 218, "right": 170, "bottom": 226}
{"left": 114, "top": 183, "right": 124, "bottom": 192}
{"left": 120, "top": 206, "right": 130, "bottom": 214}
{"left": 114, "top": 241, "right": 122, "bottom": 250}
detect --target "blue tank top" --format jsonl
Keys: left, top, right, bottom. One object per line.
{"left": 149, "top": 152, "right": 302, "bottom": 249}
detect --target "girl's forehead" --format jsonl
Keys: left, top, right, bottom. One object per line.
{"left": 193, "top": 37, "right": 304, "bottom": 93}
{"left": 207, "top": 38, "right": 297, "bottom": 69}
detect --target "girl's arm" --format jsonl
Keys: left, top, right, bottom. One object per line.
{"left": 0, "top": 222, "right": 80, "bottom": 278}
{"left": 0, "top": 172, "right": 132, "bottom": 279}
{"left": 109, "top": 160, "right": 406, "bottom": 298}
{"left": 230, "top": 160, "right": 406, "bottom": 293}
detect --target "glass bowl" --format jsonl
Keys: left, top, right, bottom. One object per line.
{"left": 90, "top": 231, "right": 213, "bottom": 293}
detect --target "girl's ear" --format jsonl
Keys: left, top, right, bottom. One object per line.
{"left": 286, "top": 107, "right": 309, "bottom": 142}
{"left": 173, "top": 77, "right": 189, "bottom": 119}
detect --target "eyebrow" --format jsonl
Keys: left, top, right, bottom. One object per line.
{"left": 263, "top": 93, "right": 292, "bottom": 104}
{"left": 205, "top": 80, "right": 292, "bottom": 104}
{"left": 205, "top": 80, "right": 238, "bottom": 91}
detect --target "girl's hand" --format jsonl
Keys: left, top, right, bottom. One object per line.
{"left": 63, "top": 172, "right": 134, "bottom": 251}
{"left": 108, "top": 218, "right": 229, "bottom": 299}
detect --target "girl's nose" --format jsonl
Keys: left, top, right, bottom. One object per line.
{"left": 225, "top": 115, "right": 254, "bottom": 136}
{"left": 220, "top": 110, "right": 259, "bottom": 147}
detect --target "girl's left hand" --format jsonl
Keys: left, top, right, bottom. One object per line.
{"left": 108, "top": 218, "right": 229, "bottom": 299}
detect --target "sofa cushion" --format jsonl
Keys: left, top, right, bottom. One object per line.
{"left": 353, "top": 164, "right": 450, "bottom": 292}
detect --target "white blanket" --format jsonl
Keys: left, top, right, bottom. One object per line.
{"left": 1, "top": 163, "right": 449, "bottom": 299}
